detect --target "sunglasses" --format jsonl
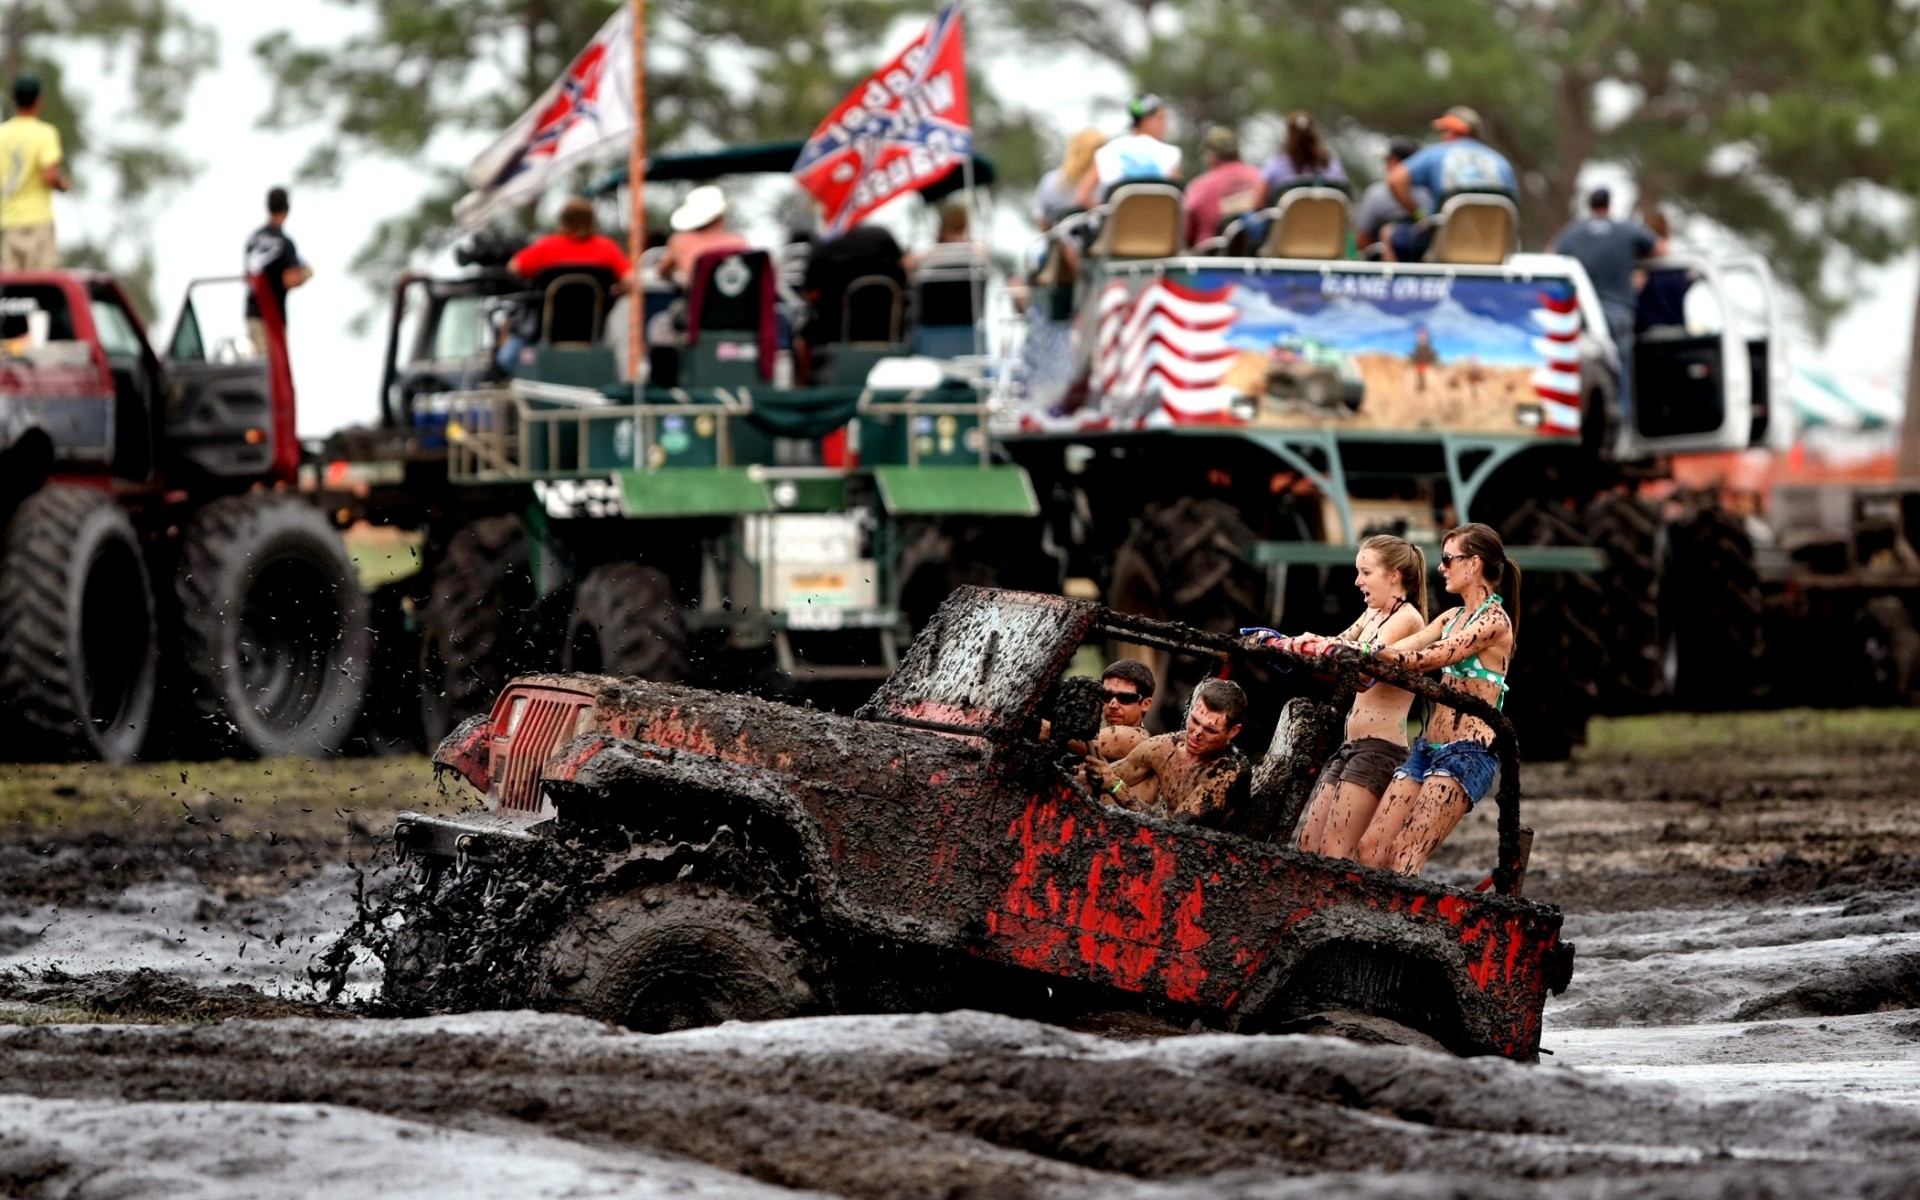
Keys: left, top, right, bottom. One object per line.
{"left": 1439, "top": 552, "right": 1479, "bottom": 568}
{"left": 1104, "top": 689, "right": 1146, "bottom": 705}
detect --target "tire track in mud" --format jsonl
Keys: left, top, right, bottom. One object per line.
{"left": 1, "top": 1011, "right": 1919, "bottom": 1198}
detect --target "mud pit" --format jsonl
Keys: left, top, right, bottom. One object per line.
{"left": 3, "top": 709, "right": 1920, "bottom": 1197}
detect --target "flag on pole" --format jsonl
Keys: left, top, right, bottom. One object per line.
{"left": 455, "top": 7, "right": 635, "bottom": 229}
{"left": 792, "top": 4, "right": 971, "bottom": 238}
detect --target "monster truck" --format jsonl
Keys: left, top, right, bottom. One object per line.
{"left": 381, "top": 586, "right": 1573, "bottom": 1060}
{"left": 0, "top": 270, "right": 368, "bottom": 760}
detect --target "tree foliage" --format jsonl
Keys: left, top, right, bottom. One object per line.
{"left": 254, "top": 0, "right": 943, "bottom": 300}
{"left": 3, "top": 0, "right": 216, "bottom": 315}
{"left": 992, "top": 0, "right": 1920, "bottom": 334}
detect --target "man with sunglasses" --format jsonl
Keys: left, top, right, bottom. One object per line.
{"left": 1085, "top": 678, "right": 1250, "bottom": 829}
{"left": 1091, "top": 659, "right": 1156, "bottom": 761}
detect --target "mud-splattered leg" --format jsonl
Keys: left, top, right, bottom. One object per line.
{"left": 1318, "top": 782, "right": 1387, "bottom": 860}
{"left": 1295, "top": 777, "right": 1337, "bottom": 853}
{"left": 1386, "top": 777, "right": 1470, "bottom": 875}
{"left": 1355, "top": 776, "right": 1423, "bottom": 869}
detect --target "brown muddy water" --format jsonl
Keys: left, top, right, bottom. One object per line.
{"left": 1, "top": 710, "right": 1919, "bottom": 1198}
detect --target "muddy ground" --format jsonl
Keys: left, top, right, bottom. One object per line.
{"left": 1, "top": 710, "right": 1919, "bottom": 1197}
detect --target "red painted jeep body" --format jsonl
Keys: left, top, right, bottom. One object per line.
{"left": 419, "top": 587, "right": 1572, "bottom": 1058}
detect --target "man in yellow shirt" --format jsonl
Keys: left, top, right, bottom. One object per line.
{"left": 0, "top": 76, "right": 69, "bottom": 270}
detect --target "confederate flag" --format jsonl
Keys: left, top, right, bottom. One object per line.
{"left": 793, "top": 4, "right": 972, "bottom": 237}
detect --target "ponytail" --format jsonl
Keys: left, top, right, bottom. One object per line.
{"left": 1503, "top": 558, "right": 1521, "bottom": 642}
{"left": 1408, "top": 543, "right": 1430, "bottom": 621}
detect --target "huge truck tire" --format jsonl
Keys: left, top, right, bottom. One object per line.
{"left": 897, "top": 516, "right": 1063, "bottom": 633}
{"left": 0, "top": 486, "right": 157, "bottom": 761}
{"left": 1583, "top": 492, "right": 1665, "bottom": 712}
{"left": 562, "top": 562, "right": 690, "bottom": 681}
{"left": 176, "top": 494, "right": 372, "bottom": 758}
{"left": 1106, "top": 497, "right": 1267, "bottom": 734}
{"left": 1661, "top": 499, "right": 1766, "bottom": 708}
{"left": 1497, "top": 499, "right": 1604, "bottom": 762}
{"left": 542, "top": 884, "right": 818, "bottom": 1032}
{"left": 420, "top": 516, "right": 532, "bottom": 745}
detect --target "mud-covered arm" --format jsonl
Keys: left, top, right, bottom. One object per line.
{"left": 1372, "top": 606, "right": 1509, "bottom": 672}
{"left": 1170, "top": 756, "right": 1249, "bottom": 828}
{"left": 1085, "top": 738, "right": 1164, "bottom": 807}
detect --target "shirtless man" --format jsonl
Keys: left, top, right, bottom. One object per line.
{"left": 1091, "top": 659, "right": 1155, "bottom": 762}
{"left": 1085, "top": 678, "right": 1250, "bottom": 828}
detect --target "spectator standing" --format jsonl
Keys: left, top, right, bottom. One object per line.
{"left": 0, "top": 75, "right": 69, "bottom": 270}
{"left": 1182, "top": 126, "right": 1262, "bottom": 247}
{"left": 1255, "top": 112, "right": 1347, "bottom": 208}
{"left": 1077, "top": 94, "right": 1182, "bottom": 210}
{"left": 1033, "top": 129, "right": 1105, "bottom": 230}
{"left": 244, "top": 187, "right": 313, "bottom": 356}
{"left": 1551, "top": 187, "right": 1662, "bottom": 422}
{"left": 1384, "top": 106, "right": 1517, "bottom": 262}
{"left": 1352, "top": 137, "right": 1429, "bottom": 254}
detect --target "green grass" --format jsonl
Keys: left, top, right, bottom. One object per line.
{"left": 343, "top": 523, "right": 425, "bottom": 591}
{"left": 0, "top": 755, "right": 460, "bottom": 837}
{"left": 1584, "top": 707, "right": 1920, "bottom": 757}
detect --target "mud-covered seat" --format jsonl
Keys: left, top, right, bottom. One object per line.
{"left": 1259, "top": 187, "right": 1351, "bottom": 259}
{"left": 1233, "top": 696, "right": 1342, "bottom": 844}
{"left": 681, "top": 248, "right": 777, "bottom": 388}
{"left": 1089, "top": 183, "right": 1185, "bottom": 259}
{"left": 1428, "top": 194, "right": 1518, "bottom": 265}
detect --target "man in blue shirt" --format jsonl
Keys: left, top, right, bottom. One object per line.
{"left": 1383, "top": 107, "right": 1517, "bottom": 262}
{"left": 1551, "top": 187, "right": 1663, "bottom": 427}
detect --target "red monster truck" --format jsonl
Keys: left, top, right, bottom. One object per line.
{"left": 389, "top": 587, "right": 1572, "bottom": 1059}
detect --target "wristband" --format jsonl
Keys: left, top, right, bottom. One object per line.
{"left": 1109, "top": 779, "right": 1126, "bottom": 797}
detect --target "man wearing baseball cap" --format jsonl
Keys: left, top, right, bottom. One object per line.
{"left": 1077, "top": 93, "right": 1183, "bottom": 210}
{"left": 1382, "top": 105, "right": 1516, "bottom": 261}
{"left": 1182, "top": 126, "right": 1261, "bottom": 246}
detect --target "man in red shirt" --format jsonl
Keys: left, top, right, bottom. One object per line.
{"left": 495, "top": 196, "right": 632, "bottom": 373}
{"left": 509, "top": 195, "right": 633, "bottom": 283}
{"left": 1182, "top": 127, "right": 1262, "bottom": 248}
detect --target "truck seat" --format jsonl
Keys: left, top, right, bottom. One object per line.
{"left": 1428, "top": 195, "right": 1518, "bottom": 265}
{"left": 1089, "top": 183, "right": 1185, "bottom": 259}
{"left": 1259, "top": 187, "right": 1350, "bottom": 259}
{"left": 815, "top": 275, "right": 909, "bottom": 387}
{"left": 683, "top": 248, "right": 777, "bottom": 387}
{"left": 911, "top": 246, "right": 985, "bottom": 359}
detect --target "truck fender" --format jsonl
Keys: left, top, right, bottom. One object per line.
{"left": 1230, "top": 903, "right": 1495, "bottom": 1054}
{"left": 432, "top": 713, "right": 493, "bottom": 794}
{"left": 541, "top": 733, "right": 841, "bottom": 915}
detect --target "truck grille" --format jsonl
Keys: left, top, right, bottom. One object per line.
{"left": 489, "top": 688, "right": 591, "bottom": 814}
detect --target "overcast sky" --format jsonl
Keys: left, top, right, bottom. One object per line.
{"left": 58, "top": 1, "right": 1919, "bottom": 438}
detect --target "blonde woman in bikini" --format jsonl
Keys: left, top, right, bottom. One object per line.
{"left": 1247, "top": 534, "right": 1427, "bottom": 860}
{"left": 1349, "top": 522, "right": 1519, "bottom": 875}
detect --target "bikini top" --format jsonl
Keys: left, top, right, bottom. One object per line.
{"left": 1440, "top": 594, "right": 1509, "bottom": 707}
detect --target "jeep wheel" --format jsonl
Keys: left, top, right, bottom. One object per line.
{"left": 1583, "top": 491, "right": 1665, "bottom": 712}
{"left": 420, "top": 516, "right": 533, "bottom": 744}
{"left": 176, "top": 494, "right": 370, "bottom": 757}
{"left": 1105, "top": 497, "right": 1266, "bottom": 733}
{"left": 1498, "top": 499, "right": 1604, "bottom": 761}
{"left": 0, "top": 486, "right": 157, "bottom": 761}
{"left": 1661, "top": 497, "right": 1766, "bottom": 708}
{"left": 543, "top": 884, "right": 817, "bottom": 1032}
{"left": 562, "top": 562, "right": 690, "bottom": 680}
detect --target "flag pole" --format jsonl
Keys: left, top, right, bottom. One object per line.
{"left": 626, "top": 0, "right": 647, "bottom": 385}
{"left": 962, "top": 149, "right": 983, "bottom": 361}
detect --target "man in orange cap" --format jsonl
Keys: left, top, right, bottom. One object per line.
{"left": 1382, "top": 106, "right": 1516, "bottom": 261}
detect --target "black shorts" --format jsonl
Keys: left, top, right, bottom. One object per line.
{"left": 1319, "top": 737, "right": 1410, "bottom": 798}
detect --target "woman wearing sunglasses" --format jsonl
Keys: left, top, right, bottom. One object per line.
{"left": 1348, "top": 522, "right": 1519, "bottom": 875}
{"left": 1247, "top": 534, "right": 1428, "bottom": 860}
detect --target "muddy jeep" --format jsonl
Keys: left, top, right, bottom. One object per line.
{"left": 390, "top": 587, "right": 1572, "bottom": 1059}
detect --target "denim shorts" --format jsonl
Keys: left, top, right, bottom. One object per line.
{"left": 1393, "top": 738, "right": 1499, "bottom": 809}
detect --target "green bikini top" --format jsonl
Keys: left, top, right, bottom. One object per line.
{"left": 1441, "top": 594, "right": 1509, "bottom": 707}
